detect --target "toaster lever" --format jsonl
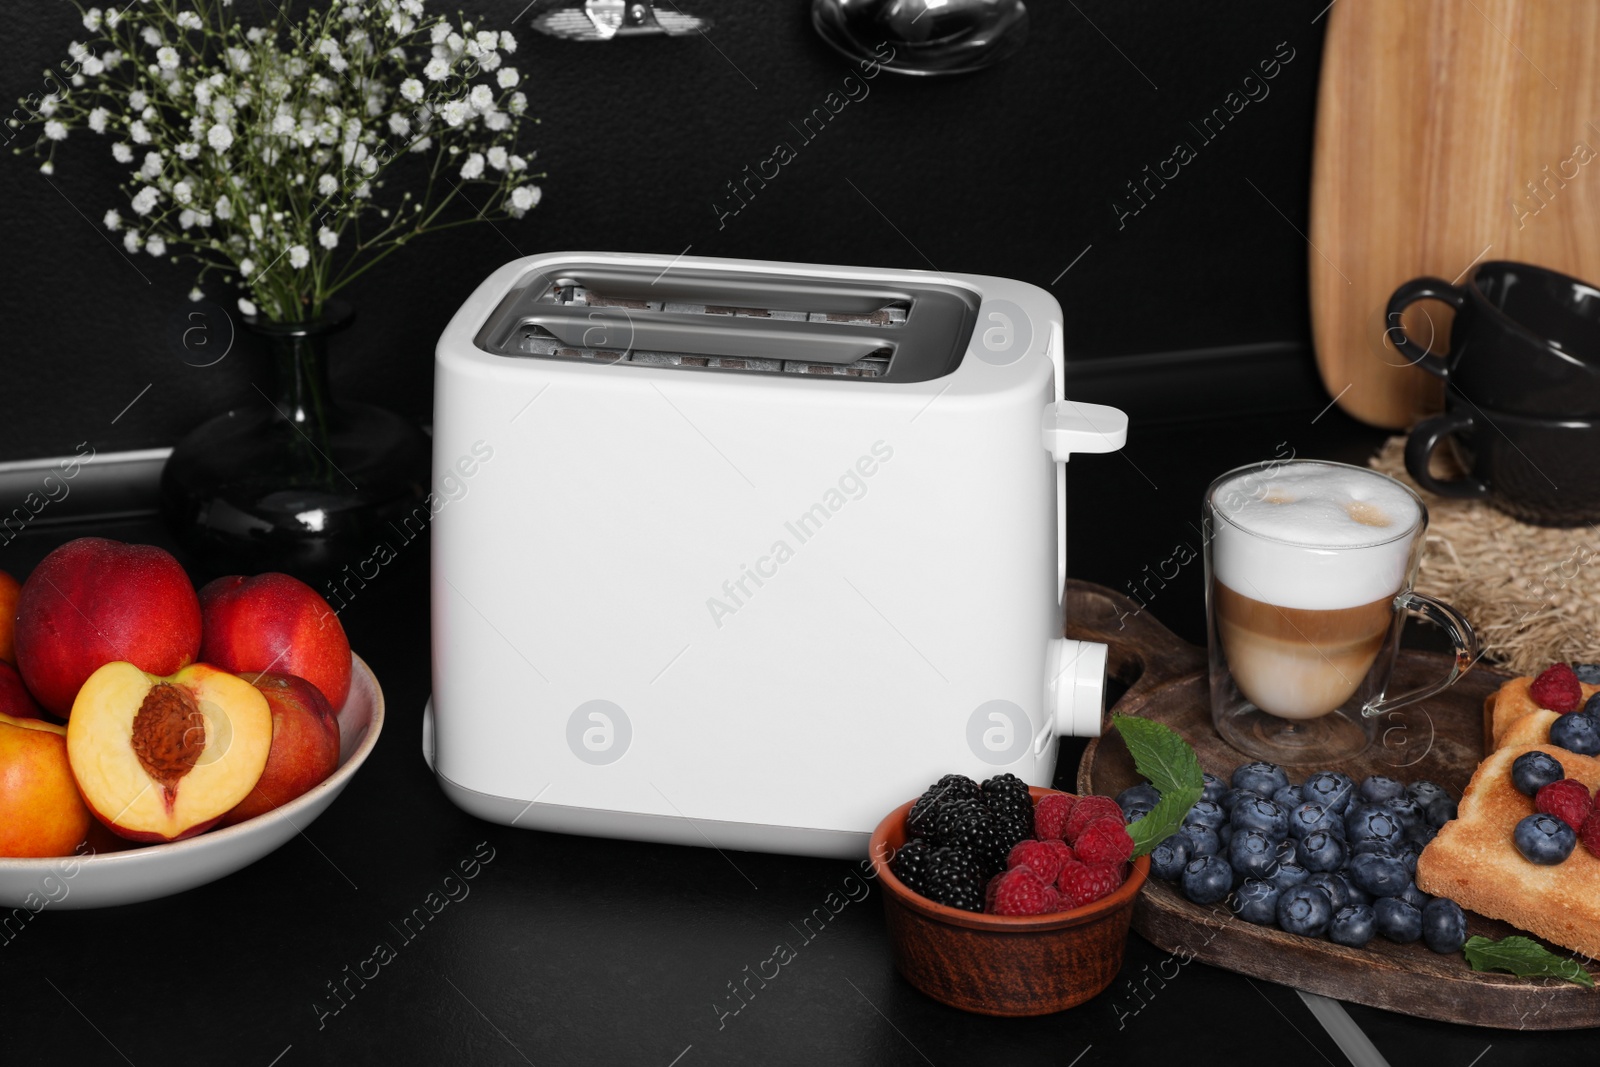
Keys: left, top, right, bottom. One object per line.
{"left": 1041, "top": 401, "right": 1128, "bottom": 463}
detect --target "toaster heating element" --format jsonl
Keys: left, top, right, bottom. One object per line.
{"left": 426, "top": 252, "right": 1129, "bottom": 858}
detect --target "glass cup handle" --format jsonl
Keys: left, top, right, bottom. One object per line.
{"left": 1362, "top": 591, "right": 1479, "bottom": 719}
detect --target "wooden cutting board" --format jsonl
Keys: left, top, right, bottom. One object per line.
{"left": 1064, "top": 579, "right": 1600, "bottom": 1030}
{"left": 1309, "top": 0, "right": 1600, "bottom": 429}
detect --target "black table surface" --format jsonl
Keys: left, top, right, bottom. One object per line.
{"left": 0, "top": 403, "right": 1570, "bottom": 1067}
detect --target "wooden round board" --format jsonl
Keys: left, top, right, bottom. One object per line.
{"left": 1065, "top": 580, "right": 1600, "bottom": 1030}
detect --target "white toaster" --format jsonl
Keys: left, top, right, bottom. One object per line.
{"left": 424, "top": 252, "right": 1129, "bottom": 858}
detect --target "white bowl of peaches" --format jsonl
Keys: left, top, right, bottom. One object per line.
{"left": 0, "top": 537, "right": 383, "bottom": 908}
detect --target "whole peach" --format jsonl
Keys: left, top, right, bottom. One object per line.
{"left": 14, "top": 538, "right": 202, "bottom": 717}
{"left": 199, "top": 573, "right": 351, "bottom": 710}
{"left": 0, "top": 712, "right": 91, "bottom": 857}
{"left": 0, "top": 661, "right": 42, "bottom": 719}
{"left": 0, "top": 568, "right": 19, "bottom": 663}
{"left": 219, "top": 671, "right": 341, "bottom": 826}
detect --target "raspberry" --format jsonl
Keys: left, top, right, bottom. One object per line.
{"left": 988, "top": 866, "right": 1062, "bottom": 915}
{"left": 1536, "top": 778, "right": 1593, "bottom": 830}
{"left": 1034, "top": 792, "right": 1076, "bottom": 841}
{"left": 1581, "top": 809, "right": 1600, "bottom": 859}
{"left": 1075, "top": 817, "right": 1136, "bottom": 865}
{"left": 1058, "top": 860, "right": 1125, "bottom": 909}
{"left": 1064, "top": 795, "right": 1123, "bottom": 843}
{"left": 1530, "top": 663, "right": 1584, "bottom": 713}
{"left": 1006, "top": 838, "right": 1074, "bottom": 883}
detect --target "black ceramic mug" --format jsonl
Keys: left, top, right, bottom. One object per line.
{"left": 1386, "top": 261, "right": 1600, "bottom": 416}
{"left": 1405, "top": 388, "right": 1600, "bottom": 527}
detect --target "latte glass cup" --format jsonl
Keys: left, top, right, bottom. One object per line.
{"left": 1203, "top": 459, "right": 1478, "bottom": 766}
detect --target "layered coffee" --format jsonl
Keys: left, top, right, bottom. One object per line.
{"left": 1209, "top": 463, "right": 1422, "bottom": 720}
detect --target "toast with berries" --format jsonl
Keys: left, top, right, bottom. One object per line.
{"left": 1416, "top": 743, "right": 1600, "bottom": 959}
{"left": 1483, "top": 666, "right": 1600, "bottom": 752}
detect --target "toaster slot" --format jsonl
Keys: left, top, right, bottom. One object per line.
{"left": 475, "top": 262, "right": 978, "bottom": 384}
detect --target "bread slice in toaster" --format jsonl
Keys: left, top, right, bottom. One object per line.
{"left": 1416, "top": 742, "right": 1600, "bottom": 960}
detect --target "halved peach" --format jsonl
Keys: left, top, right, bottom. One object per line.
{"left": 0, "top": 711, "right": 92, "bottom": 857}
{"left": 66, "top": 662, "right": 272, "bottom": 842}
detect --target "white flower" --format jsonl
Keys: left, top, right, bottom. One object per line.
{"left": 179, "top": 208, "right": 197, "bottom": 228}
{"left": 248, "top": 213, "right": 264, "bottom": 239}
{"left": 196, "top": 212, "right": 212, "bottom": 227}
{"left": 430, "top": 21, "right": 451, "bottom": 44}
{"left": 207, "top": 123, "right": 234, "bottom": 151}
{"left": 497, "top": 67, "right": 519, "bottom": 89}
{"left": 176, "top": 141, "right": 199, "bottom": 160}
{"left": 389, "top": 12, "right": 415, "bottom": 33}
{"left": 487, "top": 146, "right": 508, "bottom": 171}
{"left": 112, "top": 142, "right": 133, "bottom": 163}
{"left": 105, "top": 9, "right": 121, "bottom": 28}
{"left": 272, "top": 114, "right": 296, "bottom": 136}
{"left": 509, "top": 184, "right": 541, "bottom": 211}
{"left": 129, "top": 90, "right": 148, "bottom": 110}
{"left": 388, "top": 112, "right": 410, "bottom": 136}
{"left": 288, "top": 245, "right": 310, "bottom": 269}
{"left": 214, "top": 195, "right": 232, "bottom": 220}
{"left": 140, "top": 27, "right": 160, "bottom": 47}
{"left": 240, "top": 257, "right": 256, "bottom": 276}
{"left": 509, "top": 154, "right": 526, "bottom": 171}
{"left": 130, "top": 120, "right": 151, "bottom": 144}
{"left": 500, "top": 30, "right": 517, "bottom": 53}
{"left": 131, "top": 185, "right": 160, "bottom": 215}
{"left": 173, "top": 181, "right": 193, "bottom": 204}
{"left": 189, "top": 287, "right": 204, "bottom": 302}
{"left": 123, "top": 230, "right": 142, "bottom": 252}
{"left": 483, "top": 110, "right": 509, "bottom": 132}
{"left": 140, "top": 151, "right": 162, "bottom": 178}
{"left": 43, "top": 120, "right": 66, "bottom": 141}
{"left": 478, "top": 49, "right": 502, "bottom": 73}
{"left": 157, "top": 46, "right": 179, "bottom": 70}
{"left": 104, "top": 209, "right": 122, "bottom": 231}
{"left": 141, "top": 105, "right": 157, "bottom": 121}
{"left": 409, "top": 135, "right": 432, "bottom": 153}
{"left": 38, "top": 161, "right": 53, "bottom": 174}
{"left": 359, "top": 155, "right": 377, "bottom": 175}
{"left": 508, "top": 91, "right": 527, "bottom": 115}
{"left": 469, "top": 84, "right": 494, "bottom": 112}
{"left": 81, "top": 56, "right": 104, "bottom": 77}
{"left": 102, "top": 48, "right": 124, "bottom": 69}
{"left": 446, "top": 32, "right": 464, "bottom": 55}
{"left": 353, "top": 180, "right": 371, "bottom": 198}
{"left": 475, "top": 30, "right": 498, "bottom": 51}
{"left": 441, "top": 99, "right": 468, "bottom": 127}
{"left": 87, "top": 107, "right": 108, "bottom": 133}
{"left": 226, "top": 47, "right": 251, "bottom": 71}
{"left": 146, "top": 235, "right": 165, "bottom": 256}
{"left": 424, "top": 57, "right": 449, "bottom": 81}
{"left": 38, "top": 95, "right": 59, "bottom": 118}
{"left": 459, "top": 152, "right": 484, "bottom": 180}
{"left": 238, "top": 296, "right": 258, "bottom": 316}
{"left": 400, "top": 77, "right": 424, "bottom": 102}
{"left": 318, "top": 226, "right": 339, "bottom": 250}
{"left": 317, "top": 174, "right": 337, "bottom": 196}
{"left": 176, "top": 11, "right": 202, "bottom": 30}
{"left": 82, "top": 8, "right": 102, "bottom": 31}
{"left": 246, "top": 27, "right": 267, "bottom": 43}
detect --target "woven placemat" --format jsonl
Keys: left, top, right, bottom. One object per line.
{"left": 1369, "top": 436, "right": 1600, "bottom": 674}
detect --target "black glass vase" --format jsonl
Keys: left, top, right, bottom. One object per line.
{"left": 160, "top": 302, "right": 431, "bottom": 581}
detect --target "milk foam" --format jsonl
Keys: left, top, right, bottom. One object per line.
{"left": 1210, "top": 463, "right": 1422, "bottom": 610}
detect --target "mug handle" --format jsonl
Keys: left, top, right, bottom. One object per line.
{"left": 1385, "top": 277, "right": 1467, "bottom": 378}
{"left": 1361, "top": 591, "right": 1478, "bottom": 719}
{"left": 1404, "top": 410, "right": 1490, "bottom": 498}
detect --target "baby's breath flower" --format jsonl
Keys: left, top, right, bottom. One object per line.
{"left": 146, "top": 235, "right": 166, "bottom": 256}
{"left": 87, "top": 107, "right": 109, "bottom": 133}
{"left": 140, "top": 27, "right": 161, "bottom": 47}
{"left": 509, "top": 184, "right": 540, "bottom": 212}
{"left": 189, "top": 287, "right": 204, "bottom": 302}
{"left": 104, "top": 209, "right": 122, "bottom": 231}
{"left": 469, "top": 85, "right": 494, "bottom": 112}
{"left": 83, "top": 7, "right": 103, "bottom": 31}
{"left": 124, "top": 230, "right": 142, "bottom": 252}
{"left": 238, "top": 296, "right": 257, "bottom": 316}
{"left": 157, "top": 46, "right": 180, "bottom": 70}
{"left": 288, "top": 245, "right": 310, "bottom": 269}
{"left": 240, "top": 257, "right": 256, "bottom": 276}
{"left": 81, "top": 55, "right": 105, "bottom": 77}
{"left": 487, "top": 146, "right": 507, "bottom": 171}
{"left": 214, "top": 195, "right": 232, "bottom": 220}
{"left": 400, "top": 77, "right": 423, "bottom": 102}
{"left": 409, "top": 135, "right": 432, "bottom": 153}
{"left": 176, "top": 141, "right": 199, "bottom": 160}
{"left": 176, "top": 11, "right": 202, "bottom": 30}
{"left": 179, "top": 208, "right": 197, "bottom": 228}
{"left": 43, "top": 120, "right": 67, "bottom": 141}
{"left": 388, "top": 112, "right": 410, "bottom": 136}
{"left": 459, "top": 152, "right": 484, "bottom": 179}
{"left": 129, "top": 90, "right": 149, "bottom": 110}
{"left": 131, "top": 185, "right": 160, "bottom": 215}
{"left": 509, "top": 91, "right": 527, "bottom": 115}
{"left": 140, "top": 151, "right": 162, "bottom": 178}
{"left": 500, "top": 30, "right": 517, "bottom": 53}
{"left": 497, "top": 68, "right": 518, "bottom": 89}
{"left": 207, "top": 123, "right": 234, "bottom": 151}
{"left": 130, "top": 120, "right": 152, "bottom": 144}
{"left": 318, "top": 174, "right": 338, "bottom": 196}
{"left": 318, "top": 226, "right": 339, "bottom": 250}
{"left": 424, "top": 57, "right": 449, "bottom": 81}
{"left": 483, "top": 111, "right": 509, "bottom": 132}
{"left": 173, "top": 181, "right": 193, "bottom": 204}
{"left": 112, "top": 142, "right": 133, "bottom": 163}
{"left": 441, "top": 99, "right": 467, "bottom": 127}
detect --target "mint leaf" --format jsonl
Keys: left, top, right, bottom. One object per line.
{"left": 1463, "top": 935, "right": 1596, "bottom": 989}
{"left": 1110, "top": 714, "right": 1204, "bottom": 858}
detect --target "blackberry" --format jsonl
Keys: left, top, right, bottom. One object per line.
{"left": 935, "top": 798, "right": 1006, "bottom": 874}
{"left": 922, "top": 846, "right": 985, "bottom": 911}
{"left": 906, "top": 774, "right": 981, "bottom": 839}
{"left": 990, "top": 805, "right": 1033, "bottom": 859}
{"left": 889, "top": 838, "right": 933, "bottom": 896}
{"left": 981, "top": 773, "right": 1033, "bottom": 818}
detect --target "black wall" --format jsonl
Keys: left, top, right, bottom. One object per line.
{"left": 1, "top": 1, "right": 1330, "bottom": 461}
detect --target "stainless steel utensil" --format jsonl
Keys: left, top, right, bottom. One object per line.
{"left": 811, "top": 0, "right": 1029, "bottom": 76}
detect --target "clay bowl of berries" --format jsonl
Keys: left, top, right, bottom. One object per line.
{"left": 0, "top": 539, "right": 385, "bottom": 907}
{"left": 870, "top": 779, "right": 1148, "bottom": 1016}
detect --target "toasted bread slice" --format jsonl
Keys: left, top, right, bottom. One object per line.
{"left": 1417, "top": 743, "right": 1600, "bottom": 960}
{"left": 1483, "top": 677, "right": 1600, "bottom": 752}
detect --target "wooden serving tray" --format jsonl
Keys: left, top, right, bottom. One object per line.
{"left": 1066, "top": 580, "right": 1600, "bottom": 1030}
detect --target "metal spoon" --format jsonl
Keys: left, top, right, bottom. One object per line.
{"left": 811, "top": 0, "right": 1029, "bottom": 76}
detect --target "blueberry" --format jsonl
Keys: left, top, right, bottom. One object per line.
{"left": 1277, "top": 885, "right": 1334, "bottom": 937}
{"left": 1397, "top": 881, "right": 1430, "bottom": 911}
{"left": 1181, "top": 824, "right": 1221, "bottom": 858}
{"left": 1232, "top": 797, "right": 1289, "bottom": 839}
{"left": 1586, "top": 692, "right": 1600, "bottom": 715}
{"left": 1233, "top": 879, "right": 1281, "bottom": 924}
{"left": 1396, "top": 843, "right": 1421, "bottom": 875}
{"left": 1275, "top": 836, "right": 1300, "bottom": 869}
{"left": 1270, "top": 863, "right": 1311, "bottom": 892}
{"left": 1348, "top": 852, "right": 1410, "bottom": 897}
{"left": 1346, "top": 807, "right": 1404, "bottom": 848}
{"left": 1302, "top": 771, "right": 1356, "bottom": 814}
{"left": 1340, "top": 877, "right": 1372, "bottom": 908}
{"left": 1422, "top": 898, "right": 1468, "bottom": 954}
{"left": 1230, "top": 828, "right": 1280, "bottom": 882}
{"left": 1298, "top": 830, "right": 1347, "bottom": 873}
{"left": 1182, "top": 855, "right": 1234, "bottom": 905}
{"left": 1358, "top": 775, "right": 1406, "bottom": 805}
{"left": 1423, "top": 796, "right": 1457, "bottom": 829}
{"left": 1511, "top": 751, "right": 1566, "bottom": 797}
{"left": 1548, "top": 711, "right": 1600, "bottom": 756}
{"left": 1288, "top": 801, "right": 1341, "bottom": 840}
{"left": 1305, "top": 871, "right": 1354, "bottom": 911}
{"left": 1330, "top": 904, "right": 1377, "bottom": 947}
{"left": 1149, "top": 836, "right": 1190, "bottom": 881}
{"left": 1117, "top": 782, "right": 1162, "bottom": 815}
{"left": 1406, "top": 780, "right": 1450, "bottom": 809}
{"left": 1218, "top": 823, "right": 1235, "bottom": 849}
{"left": 1200, "top": 772, "right": 1228, "bottom": 804}
{"left": 1271, "top": 785, "right": 1305, "bottom": 811}
{"left": 1514, "top": 813, "right": 1577, "bottom": 865}
{"left": 1405, "top": 820, "right": 1439, "bottom": 848}
{"left": 1123, "top": 805, "right": 1153, "bottom": 825}
{"left": 1574, "top": 663, "right": 1600, "bottom": 685}
{"left": 1220, "top": 787, "right": 1264, "bottom": 814}
{"left": 1374, "top": 897, "right": 1423, "bottom": 943}
{"left": 1379, "top": 794, "right": 1425, "bottom": 831}
{"left": 1183, "top": 799, "right": 1227, "bottom": 831}
{"left": 1233, "top": 761, "right": 1291, "bottom": 798}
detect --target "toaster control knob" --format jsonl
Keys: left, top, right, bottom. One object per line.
{"left": 1042, "top": 401, "right": 1129, "bottom": 463}
{"left": 1046, "top": 638, "right": 1110, "bottom": 738}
